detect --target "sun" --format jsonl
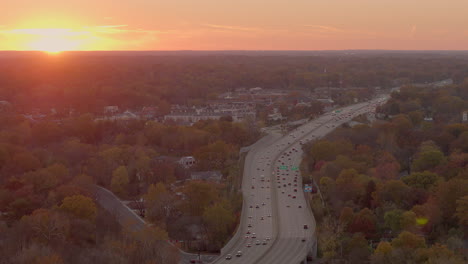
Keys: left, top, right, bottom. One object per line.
{"left": 29, "top": 37, "right": 79, "bottom": 53}
{"left": 22, "top": 28, "right": 85, "bottom": 53}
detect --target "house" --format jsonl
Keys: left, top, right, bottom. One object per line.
{"left": 190, "top": 171, "right": 223, "bottom": 182}
{"left": 178, "top": 156, "right": 196, "bottom": 169}
{"left": 104, "top": 106, "right": 119, "bottom": 114}
{"left": 268, "top": 108, "right": 285, "bottom": 121}
{"left": 140, "top": 106, "right": 159, "bottom": 119}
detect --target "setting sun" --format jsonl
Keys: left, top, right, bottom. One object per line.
{"left": 19, "top": 28, "right": 84, "bottom": 53}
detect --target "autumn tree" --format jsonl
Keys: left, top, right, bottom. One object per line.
{"left": 194, "top": 140, "right": 236, "bottom": 171}
{"left": 20, "top": 209, "right": 70, "bottom": 245}
{"left": 59, "top": 195, "right": 97, "bottom": 221}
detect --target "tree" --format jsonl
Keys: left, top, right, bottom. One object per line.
{"left": 377, "top": 180, "right": 412, "bottom": 209}
{"left": 202, "top": 201, "right": 236, "bottom": 249}
{"left": 348, "top": 208, "right": 377, "bottom": 238}
{"left": 111, "top": 166, "right": 129, "bottom": 197}
{"left": 59, "top": 195, "right": 97, "bottom": 221}
{"left": 374, "top": 152, "right": 400, "bottom": 181}
{"left": 391, "top": 231, "right": 426, "bottom": 250}
{"left": 144, "top": 183, "right": 173, "bottom": 224}
{"left": 183, "top": 181, "right": 219, "bottom": 216}
{"left": 415, "top": 244, "right": 465, "bottom": 264}
{"left": 384, "top": 209, "right": 403, "bottom": 233}
{"left": 309, "top": 140, "right": 353, "bottom": 162}
{"left": 436, "top": 178, "right": 468, "bottom": 224}
{"left": 10, "top": 152, "right": 41, "bottom": 174}
{"left": 194, "top": 140, "right": 235, "bottom": 171}
{"left": 455, "top": 195, "right": 468, "bottom": 229}
{"left": 412, "top": 141, "right": 446, "bottom": 172}
{"left": 20, "top": 209, "right": 70, "bottom": 245}
{"left": 336, "top": 169, "right": 367, "bottom": 202}
{"left": 371, "top": 241, "right": 394, "bottom": 264}
{"left": 403, "top": 171, "right": 441, "bottom": 190}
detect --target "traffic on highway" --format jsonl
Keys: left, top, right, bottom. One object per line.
{"left": 212, "top": 95, "right": 389, "bottom": 264}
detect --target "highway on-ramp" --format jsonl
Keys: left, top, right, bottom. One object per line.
{"left": 212, "top": 95, "right": 389, "bottom": 264}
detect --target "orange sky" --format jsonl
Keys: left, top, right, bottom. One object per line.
{"left": 1, "top": 0, "right": 468, "bottom": 51}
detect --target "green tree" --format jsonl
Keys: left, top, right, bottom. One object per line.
{"left": 412, "top": 141, "right": 446, "bottom": 172}
{"left": 202, "top": 201, "right": 236, "bottom": 248}
{"left": 183, "top": 181, "right": 219, "bottom": 216}
{"left": 111, "top": 166, "right": 129, "bottom": 196}
{"left": 403, "top": 171, "right": 441, "bottom": 190}
{"left": 384, "top": 209, "right": 403, "bottom": 233}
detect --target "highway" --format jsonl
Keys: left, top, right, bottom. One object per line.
{"left": 212, "top": 95, "right": 389, "bottom": 264}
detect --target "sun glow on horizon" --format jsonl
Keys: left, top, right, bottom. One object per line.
{"left": 18, "top": 28, "right": 86, "bottom": 53}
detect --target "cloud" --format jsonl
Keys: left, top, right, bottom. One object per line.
{"left": 303, "top": 25, "right": 343, "bottom": 33}
{"left": 96, "top": 25, "right": 128, "bottom": 28}
{"left": 202, "top": 23, "right": 261, "bottom": 32}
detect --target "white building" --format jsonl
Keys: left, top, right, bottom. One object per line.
{"left": 178, "top": 156, "right": 196, "bottom": 169}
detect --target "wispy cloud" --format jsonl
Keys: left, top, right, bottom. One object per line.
{"left": 202, "top": 23, "right": 261, "bottom": 32}
{"left": 97, "top": 25, "right": 128, "bottom": 28}
{"left": 303, "top": 25, "right": 343, "bottom": 33}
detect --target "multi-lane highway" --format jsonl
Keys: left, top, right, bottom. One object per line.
{"left": 212, "top": 95, "right": 389, "bottom": 264}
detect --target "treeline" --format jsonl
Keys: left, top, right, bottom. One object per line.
{"left": 302, "top": 81, "right": 467, "bottom": 263}
{"left": 0, "top": 112, "right": 258, "bottom": 262}
{"left": 1, "top": 53, "right": 468, "bottom": 113}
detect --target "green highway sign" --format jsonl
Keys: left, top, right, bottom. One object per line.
{"left": 291, "top": 166, "right": 299, "bottom": 171}
{"left": 279, "top": 165, "right": 288, "bottom": 170}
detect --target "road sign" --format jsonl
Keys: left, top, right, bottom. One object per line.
{"left": 279, "top": 165, "right": 288, "bottom": 170}
{"left": 304, "top": 185, "right": 313, "bottom": 193}
{"left": 291, "top": 166, "right": 299, "bottom": 171}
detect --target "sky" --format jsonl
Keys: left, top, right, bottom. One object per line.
{"left": 1, "top": 0, "right": 468, "bottom": 51}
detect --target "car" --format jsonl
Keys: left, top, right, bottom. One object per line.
{"left": 246, "top": 243, "right": 251, "bottom": 247}
{"left": 262, "top": 202, "right": 265, "bottom": 206}
{"left": 294, "top": 189, "right": 297, "bottom": 192}
{"left": 249, "top": 205, "right": 253, "bottom": 208}
{"left": 248, "top": 224, "right": 252, "bottom": 227}
{"left": 190, "top": 260, "right": 202, "bottom": 263}
{"left": 255, "top": 240, "right": 261, "bottom": 245}
{"left": 236, "top": 251, "right": 242, "bottom": 257}
{"left": 292, "top": 196, "right": 296, "bottom": 199}
{"left": 256, "top": 205, "right": 260, "bottom": 208}
{"left": 261, "top": 216, "right": 264, "bottom": 220}
{"left": 225, "top": 254, "right": 232, "bottom": 260}
{"left": 298, "top": 205, "right": 302, "bottom": 208}
{"left": 251, "top": 186, "right": 255, "bottom": 189}
{"left": 266, "top": 237, "right": 271, "bottom": 241}
{"left": 288, "top": 194, "right": 291, "bottom": 197}
{"left": 288, "top": 183, "right": 291, "bottom": 186}
{"left": 248, "top": 216, "right": 252, "bottom": 219}
{"left": 304, "top": 224, "right": 308, "bottom": 229}
{"left": 286, "top": 205, "right": 290, "bottom": 208}
{"left": 246, "top": 230, "right": 251, "bottom": 234}
{"left": 262, "top": 240, "right": 268, "bottom": 245}
{"left": 283, "top": 184, "right": 286, "bottom": 187}
{"left": 268, "top": 214, "right": 272, "bottom": 217}
{"left": 245, "top": 235, "right": 249, "bottom": 238}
